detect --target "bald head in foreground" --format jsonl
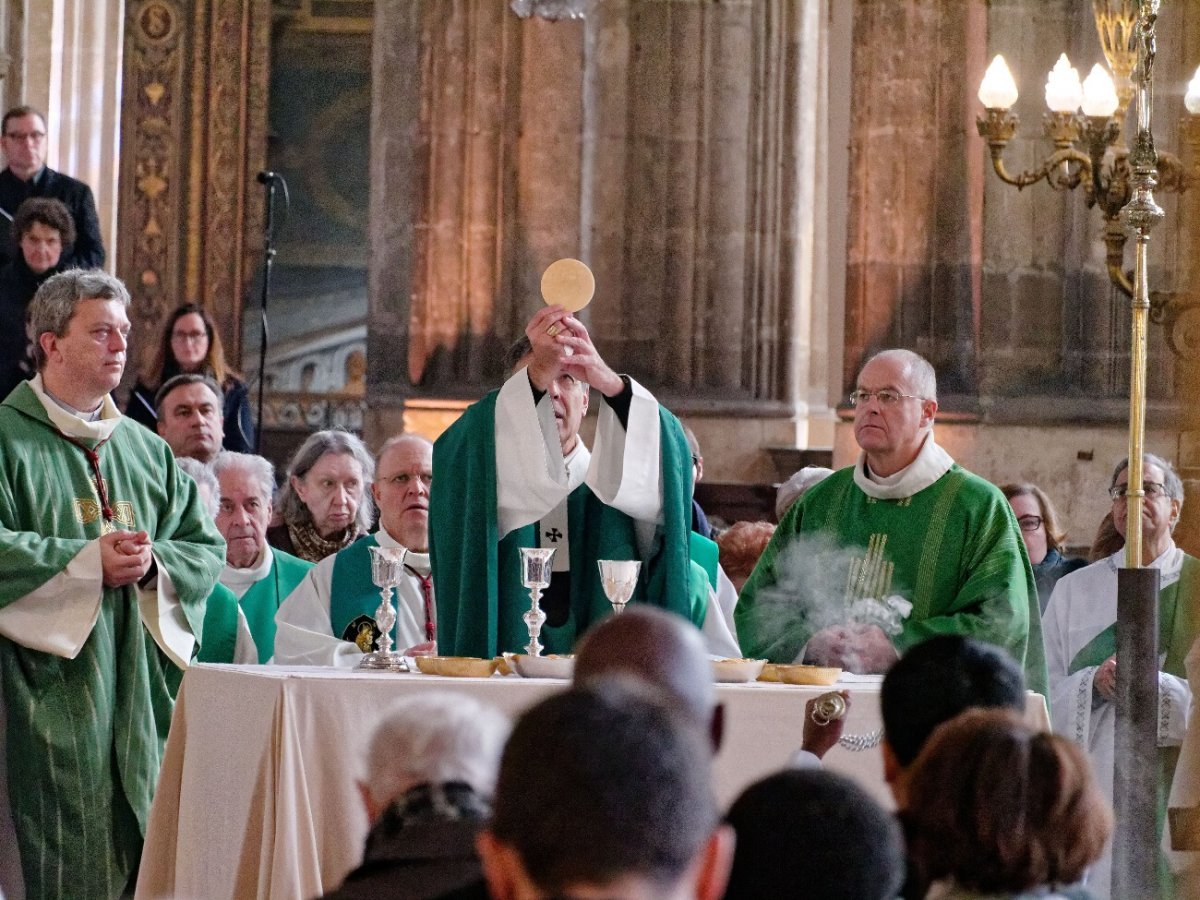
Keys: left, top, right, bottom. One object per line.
{"left": 573, "top": 606, "right": 722, "bottom": 750}
{"left": 478, "top": 680, "right": 734, "bottom": 900}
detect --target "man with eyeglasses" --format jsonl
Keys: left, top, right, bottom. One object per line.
{"left": 275, "top": 434, "right": 439, "bottom": 665}
{"left": 0, "top": 105, "right": 105, "bottom": 269}
{"left": 1043, "top": 453, "right": 1196, "bottom": 897}
{"left": 736, "top": 349, "right": 1046, "bottom": 694}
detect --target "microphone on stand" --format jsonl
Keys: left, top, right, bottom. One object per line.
{"left": 254, "top": 169, "right": 288, "bottom": 454}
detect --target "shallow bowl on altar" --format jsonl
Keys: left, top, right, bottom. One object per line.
{"left": 773, "top": 664, "right": 842, "bottom": 686}
{"left": 710, "top": 658, "right": 767, "bottom": 683}
{"left": 414, "top": 656, "right": 500, "bottom": 678}
{"left": 507, "top": 653, "right": 575, "bottom": 680}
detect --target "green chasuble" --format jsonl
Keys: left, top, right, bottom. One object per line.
{"left": 236, "top": 548, "right": 312, "bottom": 663}
{"left": 0, "top": 382, "right": 225, "bottom": 900}
{"left": 431, "top": 390, "right": 701, "bottom": 659}
{"left": 735, "top": 464, "right": 1047, "bottom": 695}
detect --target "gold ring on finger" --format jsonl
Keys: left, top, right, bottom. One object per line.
{"left": 546, "top": 324, "right": 559, "bottom": 337}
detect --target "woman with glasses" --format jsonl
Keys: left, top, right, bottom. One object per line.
{"left": 1001, "top": 483, "right": 1086, "bottom": 614}
{"left": 1042, "top": 453, "right": 1196, "bottom": 898}
{"left": 125, "top": 302, "right": 255, "bottom": 452}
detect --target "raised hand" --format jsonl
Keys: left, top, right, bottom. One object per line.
{"left": 523, "top": 306, "right": 574, "bottom": 392}
{"left": 554, "top": 314, "right": 623, "bottom": 397}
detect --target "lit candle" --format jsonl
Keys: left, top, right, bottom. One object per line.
{"left": 1081, "top": 64, "right": 1119, "bottom": 117}
{"left": 978, "top": 54, "right": 1019, "bottom": 110}
{"left": 1045, "top": 53, "right": 1083, "bottom": 113}
{"left": 1186, "top": 65, "right": 1200, "bottom": 115}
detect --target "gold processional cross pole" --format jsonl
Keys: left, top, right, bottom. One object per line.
{"left": 1113, "top": 2, "right": 1163, "bottom": 896}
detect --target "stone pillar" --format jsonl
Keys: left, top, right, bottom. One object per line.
{"left": 118, "top": 0, "right": 270, "bottom": 379}
{"left": 368, "top": 0, "right": 840, "bottom": 482}
{"left": 844, "top": 0, "right": 987, "bottom": 398}
{"left": 16, "top": 0, "right": 125, "bottom": 269}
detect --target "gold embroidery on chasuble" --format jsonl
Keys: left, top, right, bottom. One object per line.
{"left": 74, "top": 490, "right": 136, "bottom": 534}
{"left": 845, "top": 533, "right": 895, "bottom": 602}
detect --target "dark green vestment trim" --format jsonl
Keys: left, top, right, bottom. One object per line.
{"left": 330, "top": 534, "right": 398, "bottom": 650}
{"left": 197, "top": 582, "right": 238, "bottom": 663}
{"left": 236, "top": 548, "right": 312, "bottom": 663}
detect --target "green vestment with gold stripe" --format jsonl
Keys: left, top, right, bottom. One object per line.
{"left": 735, "top": 464, "right": 1047, "bottom": 694}
{"left": 0, "top": 382, "right": 225, "bottom": 899}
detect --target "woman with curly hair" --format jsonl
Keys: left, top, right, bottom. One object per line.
{"left": 125, "top": 302, "right": 255, "bottom": 452}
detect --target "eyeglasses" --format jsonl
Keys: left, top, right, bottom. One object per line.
{"left": 848, "top": 389, "right": 926, "bottom": 407}
{"left": 1017, "top": 515, "right": 1043, "bottom": 532}
{"left": 3, "top": 131, "right": 45, "bottom": 143}
{"left": 172, "top": 330, "right": 207, "bottom": 343}
{"left": 1108, "top": 481, "right": 1169, "bottom": 502}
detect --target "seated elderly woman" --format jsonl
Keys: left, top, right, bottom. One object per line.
{"left": 902, "top": 708, "right": 1111, "bottom": 900}
{"left": 716, "top": 521, "right": 776, "bottom": 593}
{"left": 1001, "top": 483, "right": 1086, "bottom": 613}
{"left": 268, "top": 429, "right": 375, "bottom": 563}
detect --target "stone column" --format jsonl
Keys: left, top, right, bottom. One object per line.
{"left": 844, "top": 0, "right": 987, "bottom": 398}
{"left": 18, "top": 0, "right": 125, "bottom": 269}
{"left": 368, "top": 0, "right": 840, "bottom": 483}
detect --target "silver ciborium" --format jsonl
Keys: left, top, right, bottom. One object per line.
{"left": 519, "top": 547, "right": 556, "bottom": 657}
{"left": 356, "top": 545, "right": 409, "bottom": 672}
{"left": 598, "top": 559, "right": 640, "bottom": 615}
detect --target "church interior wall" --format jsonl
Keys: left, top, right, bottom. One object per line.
{"left": 1, "top": 0, "right": 1195, "bottom": 551}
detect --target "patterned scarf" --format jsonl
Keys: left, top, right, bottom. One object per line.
{"left": 287, "top": 520, "right": 362, "bottom": 563}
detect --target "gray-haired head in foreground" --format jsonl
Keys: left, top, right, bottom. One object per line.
{"left": 175, "top": 456, "right": 219, "bottom": 518}
{"left": 29, "top": 269, "right": 131, "bottom": 369}
{"left": 276, "top": 429, "right": 375, "bottom": 532}
{"left": 861, "top": 348, "right": 938, "bottom": 402}
{"left": 573, "top": 606, "right": 716, "bottom": 741}
{"left": 362, "top": 692, "right": 510, "bottom": 808}
{"left": 776, "top": 466, "right": 834, "bottom": 521}
{"left": 489, "top": 678, "right": 718, "bottom": 893}
{"left": 212, "top": 451, "right": 276, "bottom": 506}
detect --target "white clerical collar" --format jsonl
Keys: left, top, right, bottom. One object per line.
{"left": 852, "top": 433, "right": 954, "bottom": 500}
{"left": 378, "top": 527, "right": 430, "bottom": 575}
{"left": 563, "top": 439, "right": 590, "bottom": 490}
{"left": 222, "top": 545, "right": 273, "bottom": 590}
{"left": 30, "top": 373, "right": 121, "bottom": 441}
{"left": 1105, "top": 542, "right": 1183, "bottom": 585}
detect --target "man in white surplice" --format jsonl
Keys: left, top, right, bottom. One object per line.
{"left": 430, "top": 305, "right": 736, "bottom": 659}
{"left": 1043, "top": 453, "right": 1198, "bottom": 899}
{"left": 273, "top": 435, "right": 437, "bottom": 666}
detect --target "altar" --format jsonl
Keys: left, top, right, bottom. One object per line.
{"left": 136, "top": 664, "right": 1049, "bottom": 899}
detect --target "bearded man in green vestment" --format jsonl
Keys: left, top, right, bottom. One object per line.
{"left": 212, "top": 451, "right": 312, "bottom": 662}
{"left": 431, "top": 305, "right": 708, "bottom": 659}
{"left": 735, "top": 349, "right": 1046, "bottom": 695}
{"left": 0, "top": 270, "right": 225, "bottom": 900}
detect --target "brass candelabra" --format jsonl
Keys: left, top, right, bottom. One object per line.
{"left": 975, "top": 1, "right": 1200, "bottom": 354}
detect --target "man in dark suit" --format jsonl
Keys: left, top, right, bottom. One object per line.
{"left": 0, "top": 105, "right": 105, "bottom": 269}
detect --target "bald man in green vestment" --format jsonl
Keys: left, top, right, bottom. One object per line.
{"left": 736, "top": 349, "right": 1046, "bottom": 695}
{"left": 0, "top": 270, "right": 225, "bottom": 899}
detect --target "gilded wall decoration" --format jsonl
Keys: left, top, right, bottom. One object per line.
{"left": 118, "top": 0, "right": 270, "bottom": 382}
